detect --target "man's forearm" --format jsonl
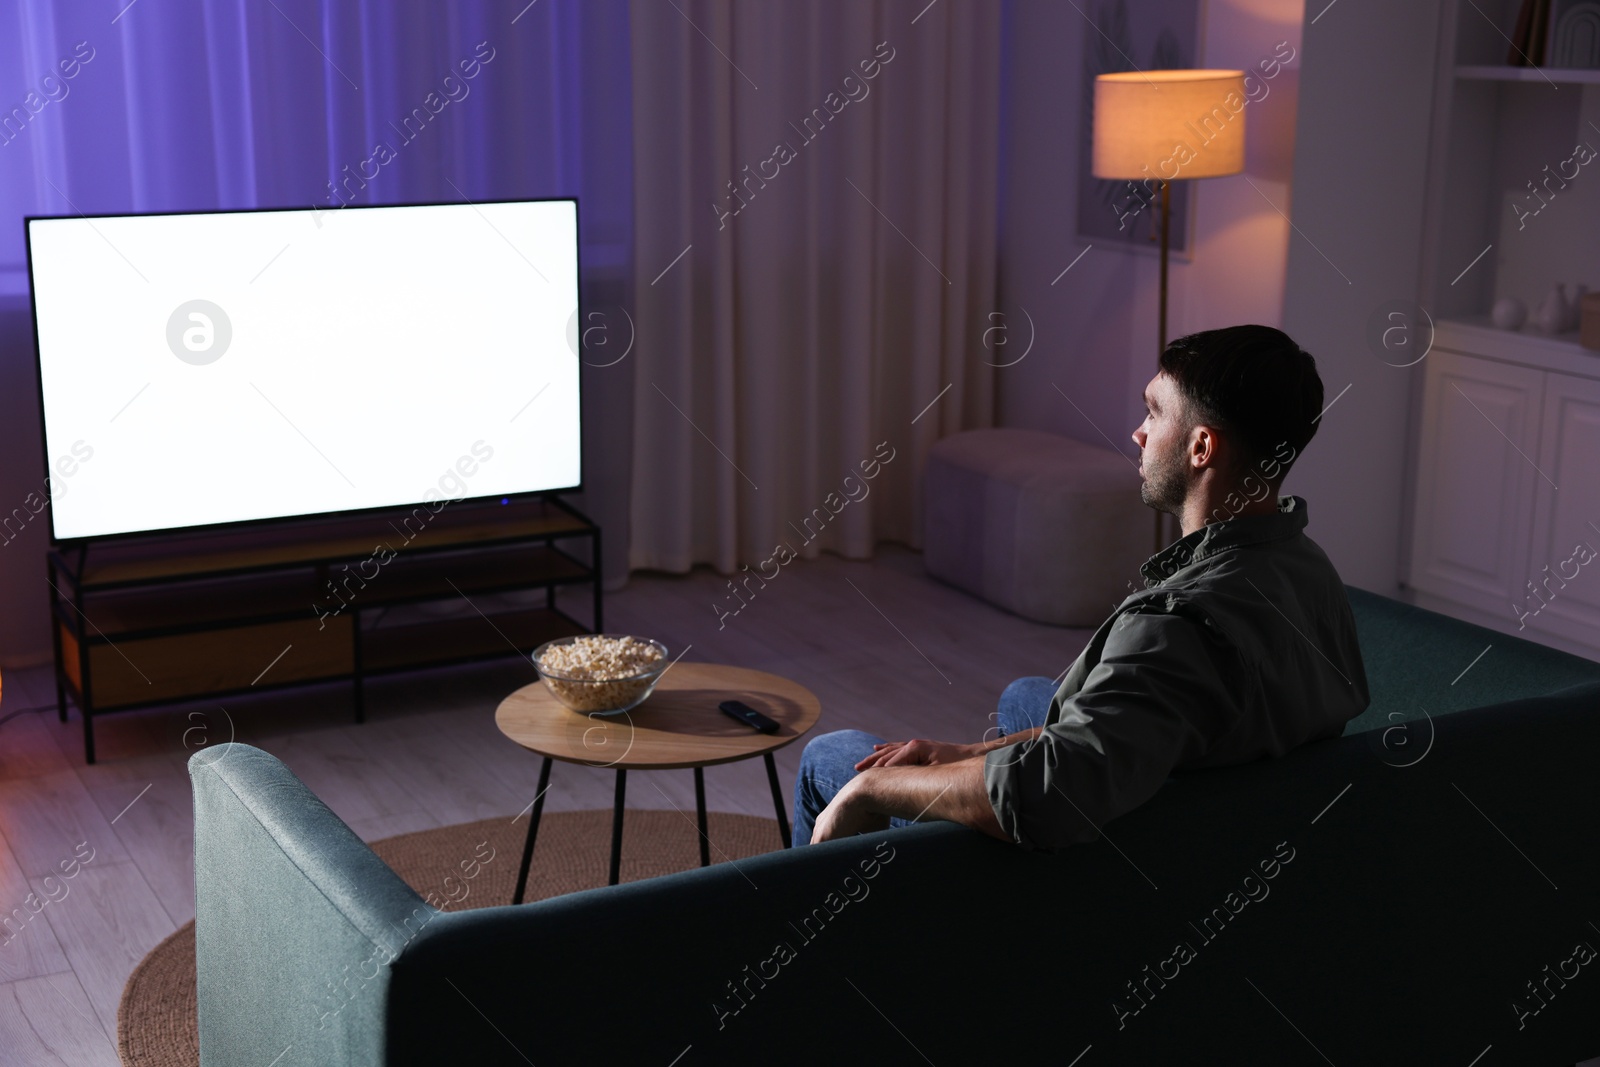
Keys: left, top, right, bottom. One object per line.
{"left": 850, "top": 757, "right": 1008, "bottom": 841}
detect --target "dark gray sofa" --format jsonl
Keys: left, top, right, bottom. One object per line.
{"left": 189, "top": 590, "right": 1600, "bottom": 1065}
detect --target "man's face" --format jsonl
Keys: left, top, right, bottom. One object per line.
{"left": 1131, "top": 373, "right": 1191, "bottom": 514}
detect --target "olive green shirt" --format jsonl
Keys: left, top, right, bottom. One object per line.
{"left": 984, "top": 497, "right": 1370, "bottom": 851}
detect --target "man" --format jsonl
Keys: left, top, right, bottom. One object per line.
{"left": 796, "top": 324, "right": 1370, "bottom": 848}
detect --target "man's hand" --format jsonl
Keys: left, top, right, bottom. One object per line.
{"left": 854, "top": 738, "right": 978, "bottom": 771}
{"left": 853, "top": 725, "right": 1045, "bottom": 772}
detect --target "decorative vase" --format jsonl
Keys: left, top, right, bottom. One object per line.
{"left": 1536, "top": 283, "right": 1571, "bottom": 334}
{"left": 1492, "top": 296, "right": 1528, "bottom": 331}
{"left": 1582, "top": 292, "right": 1600, "bottom": 352}
{"left": 1565, "top": 284, "right": 1588, "bottom": 332}
{"left": 1551, "top": 1, "right": 1600, "bottom": 69}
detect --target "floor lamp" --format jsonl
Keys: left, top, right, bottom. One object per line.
{"left": 1090, "top": 69, "right": 1246, "bottom": 553}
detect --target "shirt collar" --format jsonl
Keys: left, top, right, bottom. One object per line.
{"left": 1140, "top": 496, "right": 1309, "bottom": 585}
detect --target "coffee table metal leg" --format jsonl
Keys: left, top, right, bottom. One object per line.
{"left": 763, "top": 752, "right": 792, "bottom": 848}
{"left": 693, "top": 767, "right": 710, "bottom": 867}
{"left": 609, "top": 769, "right": 627, "bottom": 886}
{"left": 513, "top": 757, "right": 553, "bottom": 906}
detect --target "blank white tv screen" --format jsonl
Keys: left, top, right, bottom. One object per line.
{"left": 28, "top": 199, "right": 581, "bottom": 541}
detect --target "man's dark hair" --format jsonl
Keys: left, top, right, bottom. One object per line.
{"left": 1158, "top": 324, "right": 1324, "bottom": 485}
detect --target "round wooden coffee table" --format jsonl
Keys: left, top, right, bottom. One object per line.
{"left": 495, "top": 661, "right": 821, "bottom": 901}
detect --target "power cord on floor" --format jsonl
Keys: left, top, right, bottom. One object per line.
{"left": 0, "top": 704, "right": 54, "bottom": 730}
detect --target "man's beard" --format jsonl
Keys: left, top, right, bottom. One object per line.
{"left": 1139, "top": 442, "right": 1187, "bottom": 515}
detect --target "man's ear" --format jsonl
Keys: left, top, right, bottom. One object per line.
{"left": 1188, "top": 425, "right": 1218, "bottom": 470}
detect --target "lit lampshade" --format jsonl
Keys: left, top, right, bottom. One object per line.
{"left": 1092, "top": 69, "right": 1247, "bottom": 181}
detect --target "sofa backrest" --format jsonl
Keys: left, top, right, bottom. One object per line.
{"left": 1343, "top": 586, "right": 1600, "bottom": 736}
{"left": 189, "top": 743, "right": 435, "bottom": 1067}
{"left": 380, "top": 683, "right": 1600, "bottom": 1064}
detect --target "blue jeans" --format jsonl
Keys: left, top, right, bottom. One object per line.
{"left": 791, "top": 675, "right": 1058, "bottom": 846}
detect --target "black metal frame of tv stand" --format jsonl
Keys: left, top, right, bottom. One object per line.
{"left": 47, "top": 495, "right": 601, "bottom": 764}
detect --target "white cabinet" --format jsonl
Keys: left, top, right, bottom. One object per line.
{"left": 1408, "top": 349, "right": 1544, "bottom": 618}
{"left": 1524, "top": 373, "right": 1600, "bottom": 648}
{"left": 1407, "top": 322, "right": 1600, "bottom": 659}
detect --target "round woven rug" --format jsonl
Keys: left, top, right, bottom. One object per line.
{"left": 116, "top": 808, "right": 780, "bottom": 1067}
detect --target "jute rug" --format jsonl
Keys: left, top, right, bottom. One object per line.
{"left": 116, "top": 808, "right": 781, "bottom": 1067}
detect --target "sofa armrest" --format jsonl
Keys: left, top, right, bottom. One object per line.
{"left": 190, "top": 743, "right": 433, "bottom": 1067}
{"left": 1344, "top": 584, "right": 1600, "bottom": 734}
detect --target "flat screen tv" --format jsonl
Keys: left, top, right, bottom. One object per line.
{"left": 26, "top": 198, "right": 581, "bottom": 542}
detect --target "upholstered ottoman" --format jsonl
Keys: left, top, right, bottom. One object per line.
{"left": 923, "top": 428, "right": 1152, "bottom": 626}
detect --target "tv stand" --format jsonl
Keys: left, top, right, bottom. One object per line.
{"left": 47, "top": 497, "right": 600, "bottom": 763}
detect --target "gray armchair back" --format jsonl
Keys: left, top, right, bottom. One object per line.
{"left": 191, "top": 744, "right": 433, "bottom": 1065}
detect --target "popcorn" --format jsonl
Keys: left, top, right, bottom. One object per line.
{"left": 535, "top": 635, "right": 665, "bottom": 712}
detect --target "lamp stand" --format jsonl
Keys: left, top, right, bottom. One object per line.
{"left": 1152, "top": 178, "right": 1172, "bottom": 557}
{"left": 1091, "top": 68, "right": 1248, "bottom": 569}
{"left": 1158, "top": 178, "right": 1171, "bottom": 357}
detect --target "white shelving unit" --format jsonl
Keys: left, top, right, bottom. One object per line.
{"left": 1404, "top": 2, "right": 1600, "bottom": 660}
{"left": 1456, "top": 64, "right": 1600, "bottom": 84}
{"left": 1435, "top": 317, "right": 1599, "bottom": 375}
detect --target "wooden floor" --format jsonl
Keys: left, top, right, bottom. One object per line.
{"left": 0, "top": 546, "right": 1091, "bottom": 1066}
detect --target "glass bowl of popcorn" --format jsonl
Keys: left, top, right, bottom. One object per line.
{"left": 530, "top": 634, "right": 670, "bottom": 716}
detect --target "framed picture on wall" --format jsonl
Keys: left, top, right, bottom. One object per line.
{"left": 1075, "top": 0, "right": 1206, "bottom": 259}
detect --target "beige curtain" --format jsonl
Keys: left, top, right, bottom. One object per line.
{"left": 627, "top": 0, "right": 1001, "bottom": 574}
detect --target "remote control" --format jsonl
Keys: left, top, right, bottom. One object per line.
{"left": 719, "top": 699, "right": 780, "bottom": 734}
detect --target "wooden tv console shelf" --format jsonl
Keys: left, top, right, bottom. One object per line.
{"left": 47, "top": 497, "right": 601, "bottom": 763}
